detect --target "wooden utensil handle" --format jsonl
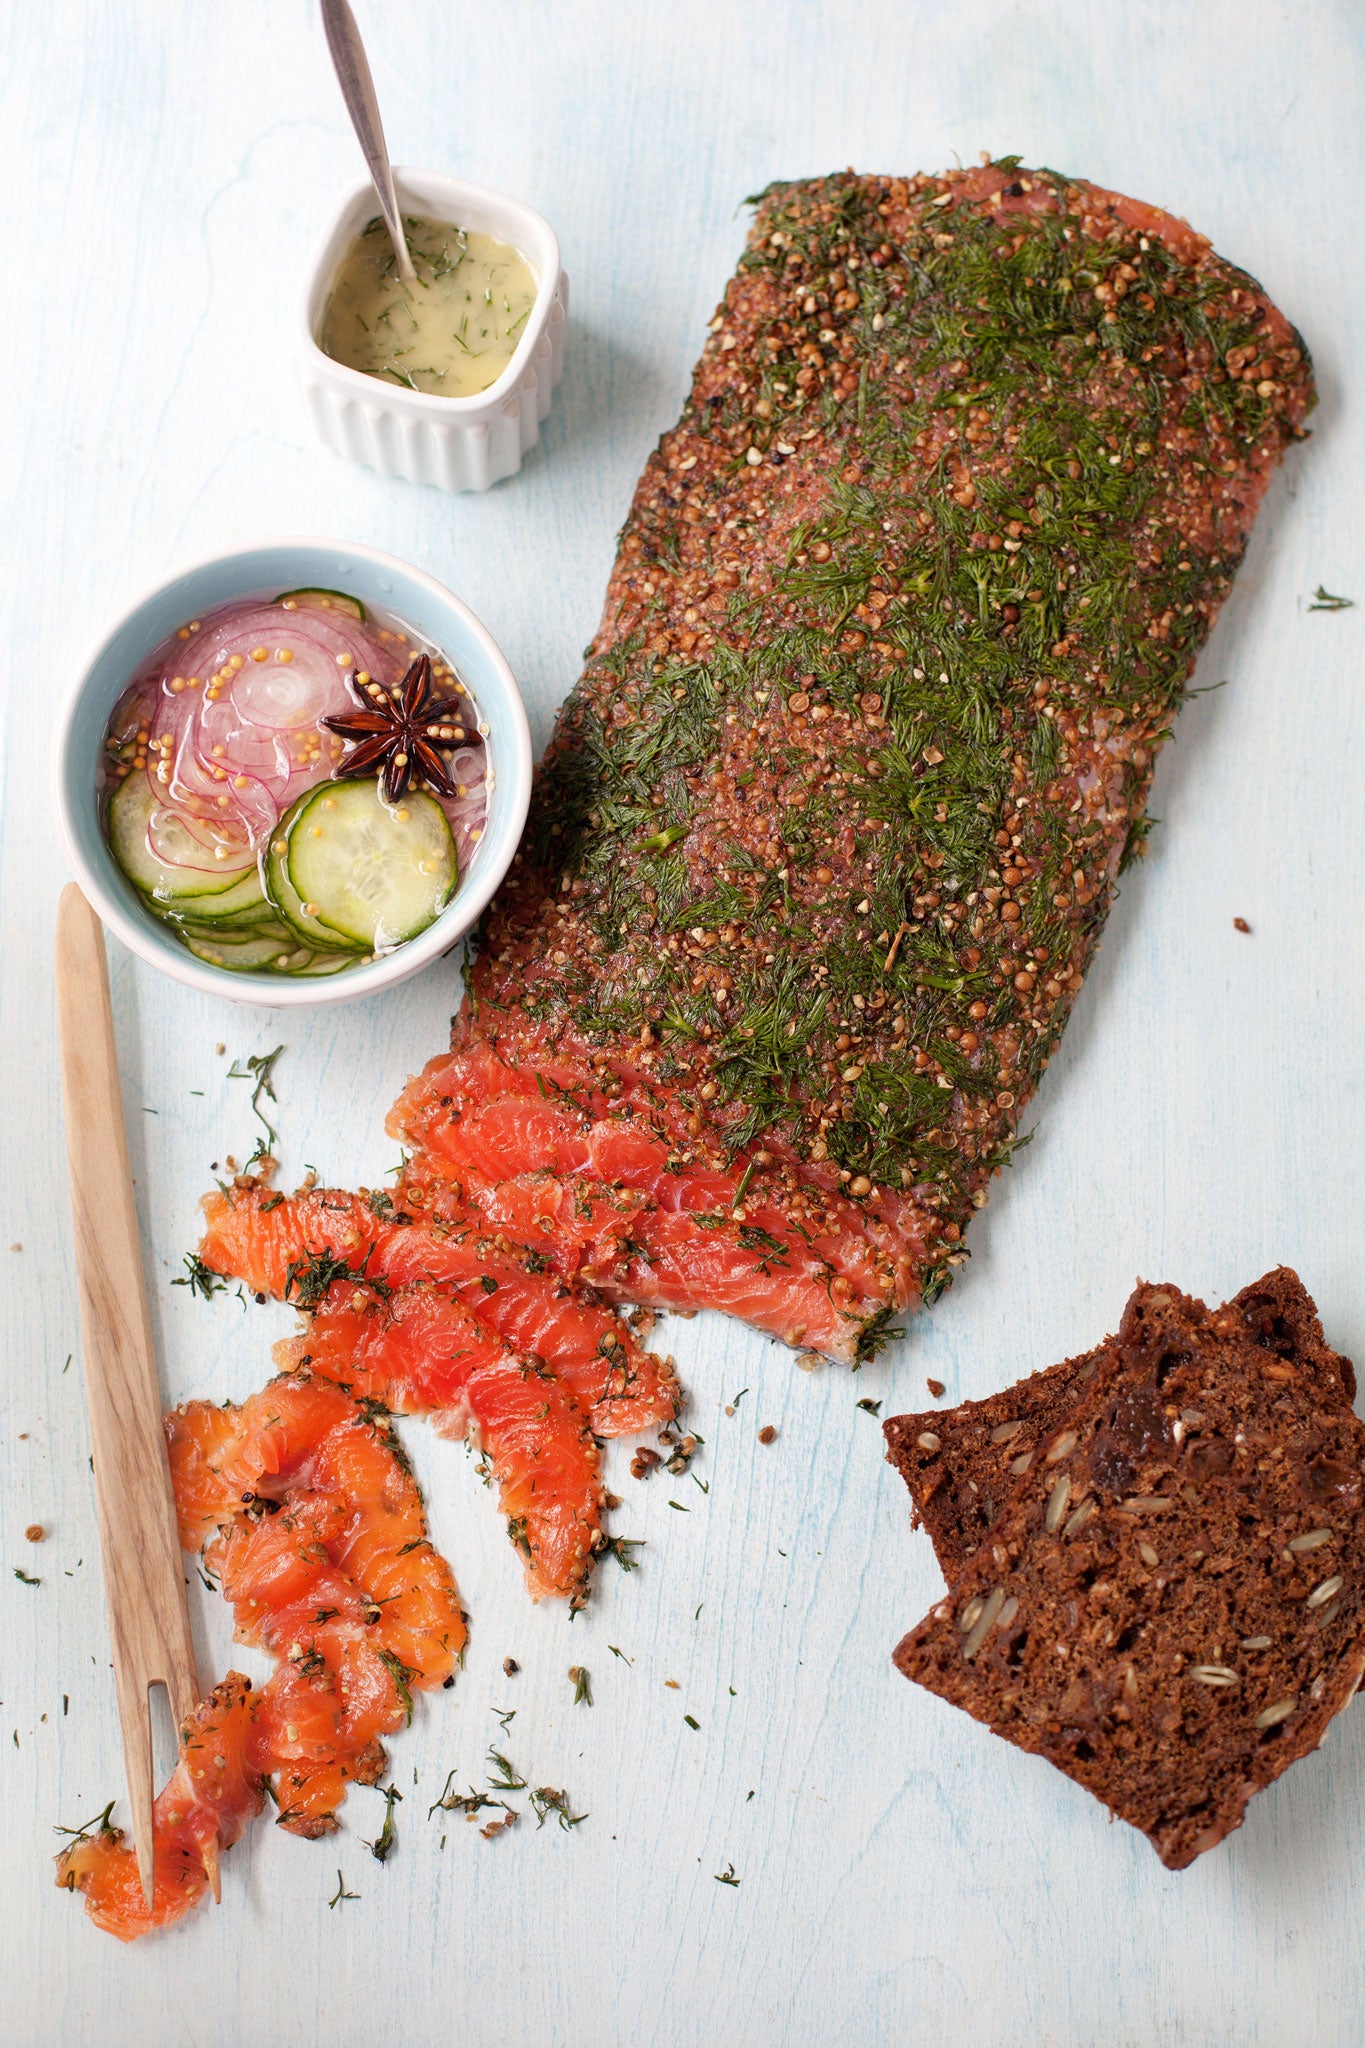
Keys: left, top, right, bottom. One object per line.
{"left": 55, "top": 885, "right": 200, "bottom": 1905}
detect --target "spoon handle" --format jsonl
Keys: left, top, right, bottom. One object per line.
{"left": 320, "top": 0, "right": 415, "bottom": 282}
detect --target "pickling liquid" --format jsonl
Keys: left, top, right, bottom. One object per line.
{"left": 317, "top": 214, "right": 538, "bottom": 398}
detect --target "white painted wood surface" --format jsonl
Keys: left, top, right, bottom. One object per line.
{"left": 2, "top": 2, "right": 1362, "bottom": 2040}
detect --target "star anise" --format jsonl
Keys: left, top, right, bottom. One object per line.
{"left": 323, "top": 653, "right": 468, "bottom": 802}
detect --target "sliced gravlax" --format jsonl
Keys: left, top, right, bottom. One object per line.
{"left": 885, "top": 1269, "right": 1358, "bottom": 1580}
{"left": 392, "top": 1041, "right": 904, "bottom": 1308}
{"left": 434, "top": 1028, "right": 925, "bottom": 1296}
{"left": 391, "top": 1042, "right": 903, "bottom": 1358}
{"left": 422, "top": 1165, "right": 656, "bottom": 1278}
{"left": 407, "top": 1158, "right": 872, "bottom": 1358}
{"left": 70, "top": 1377, "right": 460, "bottom": 1942}
{"left": 893, "top": 1279, "right": 1365, "bottom": 1869}
{"left": 166, "top": 1372, "right": 464, "bottom": 1841}
{"left": 197, "top": 1181, "right": 680, "bottom": 1437}
{"left": 276, "top": 1281, "right": 605, "bottom": 1602}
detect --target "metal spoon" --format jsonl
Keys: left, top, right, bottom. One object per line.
{"left": 320, "top": 0, "right": 416, "bottom": 282}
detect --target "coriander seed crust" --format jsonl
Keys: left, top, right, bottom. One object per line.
{"left": 467, "top": 164, "right": 1314, "bottom": 1343}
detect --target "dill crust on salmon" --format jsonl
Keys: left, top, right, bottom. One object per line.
{"left": 427, "top": 161, "right": 1314, "bottom": 1360}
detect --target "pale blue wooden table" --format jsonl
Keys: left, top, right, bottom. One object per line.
{"left": 2, "top": 3, "right": 1362, "bottom": 2042}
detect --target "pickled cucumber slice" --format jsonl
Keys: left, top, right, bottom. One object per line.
{"left": 108, "top": 774, "right": 254, "bottom": 902}
{"left": 264, "top": 792, "right": 367, "bottom": 951}
{"left": 184, "top": 930, "right": 316, "bottom": 973}
{"left": 274, "top": 587, "right": 366, "bottom": 621}
{"left": 285, "top": 780, "right": 456, "bottom": 950}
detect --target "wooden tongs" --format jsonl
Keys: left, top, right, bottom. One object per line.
{"left": 56, "top": 885, "right": 214, "bottom": 1911}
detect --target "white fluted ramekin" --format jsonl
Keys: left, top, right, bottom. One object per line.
{"left": 299, "top": 171, "right": 568, "bottom": 493}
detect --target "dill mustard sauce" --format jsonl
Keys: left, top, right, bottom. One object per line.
{"left": 317, "top": 214, "right": 537, "bottom": 398}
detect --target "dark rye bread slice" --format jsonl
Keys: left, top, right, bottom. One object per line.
{"left": 885, "top": 1270, "right": 1356, "bottom": 1580}
{"left": 892, "top": 1281, "right": 1365, "bottom": 1869}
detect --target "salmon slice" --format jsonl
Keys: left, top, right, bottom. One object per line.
{"left": 252, "top": 1656, "right": 354, "bottom": 1835}
{"left": 170, "top": 1368, "right": 467, "bottom": 1667}
{"left": 420, "top": 1162, "right": 864, "bottom": 1356}
{"left": 198, "top": 1181, "right": 680, "bottom": 1436}
{"left": 55, "top": 1674, "right": 262, "bottom": 1943}
{"left": 164, "top": 1368, "right": 363, "bottom": 1546}
{"left": 277, "top": 1282, "right": 604, "bottom": 1602}
{"left": 171, "top": 1371, "right": 463, "bottom": 1841}
{"left": 390, "top": 1042, "right": 907, "bottom": 1360}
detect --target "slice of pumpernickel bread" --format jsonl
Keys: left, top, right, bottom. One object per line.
{"left": 892, "top": 1279, "right": 1365, "bottom": 1869}
{"left": 885, "top": 1270, "right": 1355, "bottom": 1580}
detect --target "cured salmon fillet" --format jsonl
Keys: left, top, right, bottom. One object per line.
{"left": 426, "top": 164, "right": 1313, "bottom": 1360}
{"left": 59, "top": 1374, "right": 464, "bottom": 1940}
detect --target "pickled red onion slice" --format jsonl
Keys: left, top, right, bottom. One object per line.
{"left": 104, "top": 594, "right": 491, "bottom": 907}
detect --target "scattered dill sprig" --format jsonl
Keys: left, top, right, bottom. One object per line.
{"left": 427, "top": 1774, "right": 510, "bottom": 1823}
{"left": 364, "top": 1784, "right": 402, "bottom": 1864}
{"left": 172, "top": 1252, "right": 240, "bottom": 1304}
{"left": 283, "top": 1244, "right": 391, "bottom": 1313}
{"left": 530, "top": 1786, "right": 588, "bottom": 1831}
{"left": 568, "top": 1666, "right": 592, "bottom": 1706}
{"left": 377, "top": 1650, "right": 414, "bottom": 1725}
{"left": 54, "top": 1801, "right": 116, "bottom": 1842}
{"left": 486, "top": 1748, "right": 527, "bottom": 1792}
{"left": 715, "top": 1863, "right": 741, "bottom": 1887}
{"left": 328, "top": 1869, "right": 359, "bottom": 1908}
{"left": 227, "top": 1044, "right": 284, "bottom": 1151}
{"left": 1309, "top": 585, "right": 1354, "bottom": 612}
